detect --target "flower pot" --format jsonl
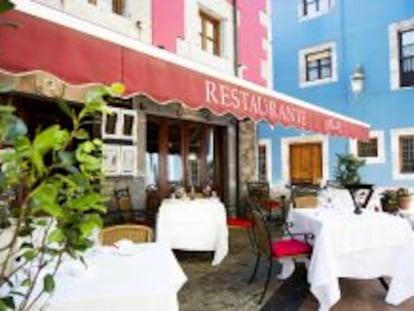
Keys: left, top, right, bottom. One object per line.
{"left": 381, "top": 198, "right": 399, "bottom": 213}
{"left": 400, "top": 197, "right": 411, "bottom": 210}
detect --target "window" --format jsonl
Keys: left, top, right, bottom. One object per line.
{"left": 399, "top": 29, "right": 414, "bottom": 87}
{"left": 389, "top": 18, "right": 414, "bottom": 89}
{"left": 299, "top": 42, "right": 337, "bottom": 87}
{"left": 357, "top": 138, "right": 378, "bottom": 158}
{"left": 87, "top": 0, "right": 123, "bottom": 15}
{"left": 258, "top": 139, "right": 272, "bottom": 183}
{"left": 306, "top": 49, "right": 332, "bottom": 81}
{"left": 199, "top": 11, "right": 220, "bottom": 56}
{"left": 258, "top": 145, "right": 267, "bottom": 182}
{"left": 300, "top": 0, "right": 332, "bottom": 19}
{"left": 400, "top": 135, "right": 414, "bottom": 173}
{"left": 112, "top": 0, "right": 123, "bottom": 15}
{"left": 349, "top": 130, "right": 385, "bottom": 164}
{"left": 391, "top": 128, "right": 414, "bottom": 180}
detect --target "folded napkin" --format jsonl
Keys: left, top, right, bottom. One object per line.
{"left": 114, "top": 239, "right": 137, "bottom": 256}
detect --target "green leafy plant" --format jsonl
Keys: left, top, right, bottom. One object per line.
{"left": 0, "top": 84, "right": 120, "bottom": 310}
{"left": 396, "top": 187, "right": 412, "bottom": 199}
{"left": 335, "top": 153, "right": 366, "bottom": 186}
{"left": 381, "top": 187, "right": 412, "bottom": 212}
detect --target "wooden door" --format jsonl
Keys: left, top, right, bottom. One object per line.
{"left": 289, "top": 142, "right": 322, "bottom": 185}
{"left": 146, "top": 116, "right": 225, "bottom": 213}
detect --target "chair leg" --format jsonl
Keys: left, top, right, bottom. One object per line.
{"left": 378, "top": 277, "right": 389, "bottom": 290}
{"left": 246, "top": 228, "right": 256, "bottom": 250}
{"left": 248, "top": 254, "right": 261, "bottom": 284}
{"left": 258, "top": 260, "right": 273, "bottom": 305}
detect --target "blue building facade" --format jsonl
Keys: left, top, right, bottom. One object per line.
{"left": 258, "top": 0, "right": 414, "bottom": 189}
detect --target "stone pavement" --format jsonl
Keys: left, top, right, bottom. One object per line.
{"left": 177, "top": 229, "right": 281, "bottom": 310}
{"left": 177, "top": 228, "right": 414, "bottom": 311}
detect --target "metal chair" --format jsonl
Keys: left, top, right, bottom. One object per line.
{"left": 99, "top": 224, "right": 153, "bottom": 245}
{"left": 248, "top": 209, "right": 313, "bottom": 304}
{"left": 107, "top": 187, "right": 151, "bottom": 226}
{"left": 246, "top": 182, "right": 284, "bottom": 222}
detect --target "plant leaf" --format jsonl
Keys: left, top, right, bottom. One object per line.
{"left": 57, "top": 99, "right": 74, "bottom": 119}
{"left": 43, "top": 274, "right": 55, "bottom": 293}
{"left": 74, "top": 129, "right": 89, "bottom": 140}
{"left": 0, "top": 0, "right": 14, "bottom": 14}
{"left": 110, "top": 82, "right": 125, "bottom": 95}
{"left": 48, "top": 228, "right": 65, "bottom": 243}
{"left": 0, "top": 296, "right": 15, "bottom": 310}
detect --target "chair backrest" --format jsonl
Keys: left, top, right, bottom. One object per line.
{"left": 250, "top": 210, "right": 272, "bottom": 258}
{"left": 99, "top": 224, "right": 153, "bottom": 245}
{"left": 247, "top": 182, "right": 270, "bottom": 210}
{"left": 114, "top": 187, "right": 134, "bottom": 222}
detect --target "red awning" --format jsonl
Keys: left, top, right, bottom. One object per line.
{"left": 0, "top": 3, "right": 369, "bottom": 140}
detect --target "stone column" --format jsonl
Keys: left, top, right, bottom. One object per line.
{"left": 226, "top": 123, "right": 238, "bottom": 217}
{"left": 238, "top": 120, "right": 257, "bottom": 217}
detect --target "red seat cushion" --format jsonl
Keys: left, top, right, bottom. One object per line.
{"left": 271, "top": 239, "right": 311, "bottom": 258}
{"left": 227, "top": 217, "right": 252, "bottom": 228}
{"left": 267, "top": 200, "right": 282, "bottom": 210}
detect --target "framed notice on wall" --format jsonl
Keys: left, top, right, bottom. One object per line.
{"left": 120, "top": 145, "right": 137, "bottom": 176}
{"left": 102, "top": 144, "right": 120, "bottom": 176}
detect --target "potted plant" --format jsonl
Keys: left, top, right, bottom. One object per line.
{"left": 335, "top": 153, "right": 366, "bottom": 186}
{"left": 397, "top": 187, "right": 412, "bottom": 210}
{"left": 381, "top": 189, "right": 400, "bottom": 213}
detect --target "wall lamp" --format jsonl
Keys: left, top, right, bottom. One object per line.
{"left": 350, "top": 65, "right": 365, "bottom": 96}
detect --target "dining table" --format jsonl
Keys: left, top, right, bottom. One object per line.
{"left": 156, "top": 197, "right": 229, "bottom": 266}
{"left": 32, "top": 242, "right": 187, "bottom": 311}
{"left": 290, "top": 206, "right": 414, "bottom": 311}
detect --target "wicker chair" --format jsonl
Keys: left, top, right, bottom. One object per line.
{"left": 290, "top": 184, "right": 321, "bottom": 209}
{"left": 99, "top": 225, "right": 154, "bottom": 246}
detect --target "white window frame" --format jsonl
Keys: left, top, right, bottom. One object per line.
{"left": 391, "top": 127, "right": 414, "bottom": 180}
{"left": 258, "top": 139, "right": 272, "bottom": 184}
{"left": 280, "top": 134, "right": 329, "bottom": 185}
{"left": 176, "top": 0, "right": 234, "bottom": 74}
{"left": 120, "top": 109, "right": 138, "bottom": 141}
{"left": 102, "top": 144, "right": 120, "bottom": 176}
{"left": 298, "top": 0, "right": 334, "bottom": 22}
{"left": 299, "top": 42, "right": 337, "bottom": 88}
{"left": 349, "top": 130, "right": 385, "bottom": 164}
{"left": 120, "top": 145, "right": 137, "bottom": 176}
{"left": 389, "top": 18, "right": 414, "bottom": 90}
{"left": 101, "top": 107, "right": 137, "bottom": 141}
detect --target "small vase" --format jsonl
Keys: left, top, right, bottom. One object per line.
{"left": 400, "top": 197, "right": 411, "bottom": 210}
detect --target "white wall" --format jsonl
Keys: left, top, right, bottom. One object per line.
{"left": 33, "top": 0, "right": 152, "bottom": 44}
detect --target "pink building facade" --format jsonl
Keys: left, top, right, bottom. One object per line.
{"left": 152, "top": 0, "right": 272, "bottom": 87}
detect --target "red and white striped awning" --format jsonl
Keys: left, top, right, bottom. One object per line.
{"left": 0, "top": 0, "right": 369, "bottom": 140}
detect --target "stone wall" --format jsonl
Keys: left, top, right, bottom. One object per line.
{"left": 238, "top": 120, "right": 257, "bottom": 216}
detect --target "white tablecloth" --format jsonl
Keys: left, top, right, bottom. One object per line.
{"left": 39, "top": 243, "right": 187, "bottom": 311}
{"left": 290, "top": 208, "right": 414, "bottom": 310}
{"left": 156, "top": 198, "right": 229, "bottom": 265}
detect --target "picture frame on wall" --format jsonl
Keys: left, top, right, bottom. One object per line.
{"left": 120, "top": 145, "right": 137, "bottom": 176}
{"left": 101, "top": 106, "right": 138, "bottom": 141}
{"left": 102, "top": 144, "right": 120, "bottom": 176}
